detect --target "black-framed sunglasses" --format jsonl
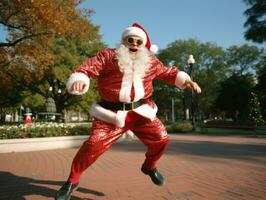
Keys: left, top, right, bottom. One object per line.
{"left": 127, "top": 37, "right": 143, "bottom": 46}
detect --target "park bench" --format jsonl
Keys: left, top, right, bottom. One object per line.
{"left": 201, "top": 120, "right": 256, "bottom": 133}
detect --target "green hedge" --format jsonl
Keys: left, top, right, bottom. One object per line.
{"left": 166, "top": 121, "right": 193, "bottom": 133}
{"left": 0, "top": 123, "right": 91, "bottom": 139}
{"left": 0, "top": 121, "right": 197, "bottom": 139}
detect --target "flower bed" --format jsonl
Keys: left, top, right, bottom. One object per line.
{"left": 0, "top": 122, "right": 91, "bottom": 139}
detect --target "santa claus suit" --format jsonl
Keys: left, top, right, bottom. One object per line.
{"left": 65, "top": 45, "right": 191, "bottom": 184}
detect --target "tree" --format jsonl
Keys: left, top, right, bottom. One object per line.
{"left": 248, "top": 92, "right": 264, "bottom": 125}
{"left": 0, "top": 0, "right": 103, "bottom": 114}
{"left": 0, "top": 68, "right": 23, "bottom": 106}
{"left": 225, "top": 44, "right": 264, "bottom": 75}
{"left": 0, "top": 71, "right": 24, "bottom": 121}
{"left": 0, "top": 0, "right": 95, "bottom": 68}
{"left": 255, "top": 58, "right": 266, "bottom": 119}
{"left": 0, "top": 0, "right": 94, "bottom": 47}
{"left": 20, "top": 33, "right": 105, "bottom": 114}
{"left": 243, "top": 0, "right": 266, "bottom": 43}
{"left": 156, "top": 39, "right": 226, "bottom": 120}
{"left": 214, "top": 74, "right": 255, "bottom": 120}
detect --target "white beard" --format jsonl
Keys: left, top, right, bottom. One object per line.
{"left": 115, "top": 44, "right": 151, "bottom": 78}
{"left": 115, "top": 44, "right": 152, "bottom": 103}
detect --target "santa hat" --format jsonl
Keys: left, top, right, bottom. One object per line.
{"left": 122, "top": 23, "right": 158, "bottom": 54}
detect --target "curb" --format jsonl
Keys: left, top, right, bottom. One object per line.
{"left": 0, "top": 136, "right": 88, "bottom": 153}
{"left": 0, "top": 135, "right": 127, "bottom": 153}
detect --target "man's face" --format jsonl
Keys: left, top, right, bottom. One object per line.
{"left": 123, "top": 35, "right": 144, "bottom": 53}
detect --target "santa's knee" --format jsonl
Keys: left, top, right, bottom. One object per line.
{"left": 159, "top": 135, "right": 169, "bottom": 145}
{"left": 149, "top": 134, "right": 169, "bottom": 146}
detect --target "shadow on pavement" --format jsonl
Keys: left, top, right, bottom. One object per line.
{"left": 77, "top": 187, "right": 105, "bottom": 197}
{"left": 0, "top": 171, "right": 105, "bottom": 200}
{"left": 112, "top": 139, "right": 266, "bottom": 164}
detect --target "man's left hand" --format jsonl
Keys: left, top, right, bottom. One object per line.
{"left": 183, "top": 80, "right": 202, "bottom": 93}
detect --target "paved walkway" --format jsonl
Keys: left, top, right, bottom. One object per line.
{"left": 0, "top": 134, "right": 265, "bottom": 200}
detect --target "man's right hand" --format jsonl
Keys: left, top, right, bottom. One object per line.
{"left": 71, "top": 81, "right": 86, "bottom": 93}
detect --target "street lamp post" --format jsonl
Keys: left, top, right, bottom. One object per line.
{"left": 169, "top": 60, "right": 176, "bottom": 123}
{"left": 187, "top": 55, "right": 196, "bottom": 130}
{"left": 171, "top": 98, "right": 175, "bottom": 123}
{"left": 19, "top": 104, "right": 24, "bottom": 122}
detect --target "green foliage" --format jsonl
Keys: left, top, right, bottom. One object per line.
{"left": 153, "top": 80, "right": 182, "bottom": 119}
{"left": 0, "top": 3, "right": 105, "bottom": 116}
{"left": 21, "top": 92, "right": 46, "bottom": 112}
{"left": 243, "top": 0, "right": 266, "bottom": 43}
{"left": 0, "top": 123, "right": 91, "bottom": 139}
{"left": 0, "top": 68, "right": 24, "bottom": 108}
{"left": 156, "top": 39, "right": 226, "bottom": 120}
{"left": 45, "top": 35, "right": 104, "bottom": 113}
{"left": 156, "top": 38, "right": 265, "bottom": 121}
{"left": 248, "top": 92, "right": 265, "bottom": 125}
{"left": 166, "top": 121, "right": 193, "bottom": 133}
{"left": 215, "top": 74, "right": 254, "bottom": 120}
{"left": 225, "top": 44, "right": 263, "bottom": 75}
{"left": 256, "top": 60, "right": 266, "bottom": 118}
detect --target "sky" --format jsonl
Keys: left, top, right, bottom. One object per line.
{"left": 79, "top": 0, "right": 263, "bottom": 50}
{"left": 0, "top": 0, "right": 263, "bottom": 50}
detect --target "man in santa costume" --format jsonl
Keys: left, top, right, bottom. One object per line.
{"left": 56, "top": 23, "right": 201, "bottom": 200}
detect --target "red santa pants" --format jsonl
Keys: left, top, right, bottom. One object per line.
{"left": 68, "top": 111, "right": 169, "bottom": 184}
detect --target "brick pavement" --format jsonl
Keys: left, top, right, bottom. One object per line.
{"left": 0, "top": 134, "right": 265, "bottom": 200}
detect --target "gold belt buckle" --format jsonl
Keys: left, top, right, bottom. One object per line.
{"left": 122, "top": 103, "right": 134, "bottom": 110}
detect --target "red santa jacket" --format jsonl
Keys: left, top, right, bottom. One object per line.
{"left": 66, "top": 48, "right": 190, "bottom": 127}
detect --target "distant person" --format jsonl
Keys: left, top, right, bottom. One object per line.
{"left": 56, "top": 23, "right": 201, "bottom": 200}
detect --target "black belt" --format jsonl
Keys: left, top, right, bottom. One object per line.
{"left": 99, "top": 99, "right": 147, "bottom": 111}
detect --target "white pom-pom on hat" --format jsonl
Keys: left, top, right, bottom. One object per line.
{"left": 150, "top": 44, "right": 158, "bottom": 54}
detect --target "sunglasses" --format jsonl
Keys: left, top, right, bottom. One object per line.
{"left": 126, "top": 37, "right": 143, "bottom": 46}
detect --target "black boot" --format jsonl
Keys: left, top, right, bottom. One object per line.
{"left": 141, "top": 165, "right": 164, "bottom": 186}
{"left": 55, "top": 181, "right": 79, "bottom": 200}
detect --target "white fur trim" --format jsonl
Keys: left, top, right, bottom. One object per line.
{"left": 119, "top": 73, "right": 133, "bottom": 103}
{"left": 119, "top": 74, "right": 145, "bottom": 103}
{"left": 90, "top": 103, "right": 117, "bottom": 124}
{"left": 66, "top": 72, "right": 90, "bottom": 95}
{"left": 150, "top": 44, "right": 158, "bottom": 54}
{"left": 175, "top": 71, "right": 191, "bottom": 89}
{"left": 122, "top": 27, "right": 147, "bottom": 45}
{"left": 90, "top": 102, "right": 158, "bottom": 127}
{"left": 116, "top": 110, "right": 128, "bottom": 127}
{"left": 90, "top": 103, "right": 128, "bottom": 128}
{"left": 133, "top": 77, "right": 145, "bottom": 102}
{"left": 133, "top": 104, "right": 158, "bottom": 121}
